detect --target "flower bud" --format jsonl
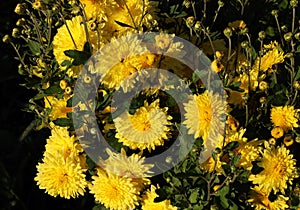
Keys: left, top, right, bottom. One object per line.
{"left": 186, "top": 16, "right": 195, "bottom": 28}
{"left": 223, "top": 27, "right": 232, "bottom": 38}
{"left": 218, "top": 0, "right": 224, "bottom": 7}
{"left": 271, "top": 10, "right": 278, "bottom": 17}
{"left": 194, "top": 21, "right": 201, "bottom": 31}
{"left": 2, "top": 34, "right": 11, "bottom": 43}
{"left": 259, "top": 81, "right": 269, "bottom": 91}
{"left": 60, "top": 80, "right": 68, "bottom": 90}
{"left": 290, "top": 0, "right": 298, "bottom": 7}
{"left": 284, "top": 32, "right": 293, "bottom": 42}
{"left": 12, "top": 28, "right": 20, "bottom": 38}
{"left": 183, "top": 0, "right": 191, "bottom": 8}
{"left": 16, "top": 18, "right": 26, "bottom": 27}
{"left": 241, "top": 41, "right": 249, "bottom": 49}
{"left": 281, "top": 25, "right": 288, "bottom": 32}
{"left": 258, "top": 31, "right": 266, "bottom": 40}
{"left": 293, "top": 81, "right": 300, "bottom": 89}
{"left": 14, "top": 3, "right": 27, "bottom": 15}
{"left": 295, "top": 32, "right": 300, "bottom": 40}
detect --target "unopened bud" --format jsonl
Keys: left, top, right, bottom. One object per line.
{"left": 293, "top": 81, "right": 300, "bottom": 89}
{"left": 14, "top": 3, "right": 27, "bottom": 15}
{"left": 12, "top": 28, "right": 20, "bottom": 38}
{"left": 290, "top": 0, "right": 298, "bottom": 8}
{"left": 259, "top": 81, "right": 269, "bottom": 91}
{"left": 295, "top": 32, "right": 300, "bottom": 40}
{"left": 258, "top": 31, "right": 266, "bottom": 40}
{"left": 2, "top": 34, "right": 11, "bottom": 43}
{"left": 284, "top": 32, "right": 293, "bottom": 42}
{"left": 271, "top": 10, "right": 278, "bottom": 17}
{"left": 194, "top": 21, "right": 201, "bottom": 31}
{"left": 218, "top": 0, "right": 224, "bottom": 7}
{"left": 241, "top": 41, "right": 249, "bottom": 49}
{"left": 16, "top": 18, "right": 26, "bottom": 27}
{"left": 186, "top": 16, "right": 195, "bottom": 28}
{"left": 183, "top": 0, "right": 191, "bottom": 8}
{"left": 223, "top": 27, "right": 232, "bottom": 38}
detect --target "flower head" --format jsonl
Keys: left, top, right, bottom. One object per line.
{"left": 89, "top": 169, "right": 141, "bottom": 210}
{"left": 249, "top": 142, "right": 298, "bottom": 194}
{"left": 271, "top": 105, "right": 299, "bottom": 131}
{"left": 183, "top": 91, "right": 226, "bottom": 143}
{"left": 35, "top": 152, "right": 87, "bottom": 199}
{"left": 114, "top": 99, "right": 172, "bottom": 151}
{"left": 44, "top": 96, "right": 72, "bottom": 121}
{"left": 53, "top": 16, "right": 97, "bottom": 77}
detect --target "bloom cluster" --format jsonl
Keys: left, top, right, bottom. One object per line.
{"left": 4, "top": 0, "right": 300, "bottom": 209}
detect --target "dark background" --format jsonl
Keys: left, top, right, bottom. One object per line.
{"left": 0, "top": 1, "right": 94, "bottom": 210}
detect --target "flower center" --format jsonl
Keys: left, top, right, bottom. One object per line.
{"left": 130, "top": 110, "right": 152, "bottom": 132}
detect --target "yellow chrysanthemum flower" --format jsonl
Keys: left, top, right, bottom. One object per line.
{"left": 183, "top": 91, "right": 226, "bottom": 143}
{"left": 249, "top": 142, "right": 298, "bottom": 194}
{"left": 253, "top": 41, "right": 285, "bottom": 73}
{"left": 89, "top": 169, "right": 140, "bottom": 210}
{"left": 53, "top": 16, "right": 97, "bottom": 77}
{"left": 271, "top": 105, "right": 299, "bottom": 131}
{"left": 44, "top": 96, "right": 72, "bottom": 121}
{"left": 114, "top": 99, "right": 172, "bottom": 151}
{"left": 45, "top": 124, "right": 82, "bottom": 160}
{"left": 35, "top": 152, "right": 87, "bottom": 199}
{"left": 80, "top": 0, "right": 108, "bottom": 21}
{"left": 101, "top": 148, "right": 153, "bottom": 178}
{"left": 142, "top": 185, "right": 177, "bottom": 210}
{"left": 101, "top": 0, "right": 155, "bottom": 41}
{"left": 248, "top": 186, "right": 289, "bottom": 210}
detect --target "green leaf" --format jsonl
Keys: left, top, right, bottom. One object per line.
{"left": 114, "top": 20, "right": 134, "bottom": 29}
{"left": 53, "top": 118, "right": 72, "bottom": 127}
{"left": 217, "top": 185, "right": 230, "bottom": 208}
{"left": 293, "top": 66, "right": 300, "bottom": 82}
{"left": 189, "top": 189, "right": 199, "bottom": 203}
{"left": 279, "top": 0, "right": 288, "bottom": 10}
{"left": 44, "top": 85, "right": 63, "bottom": 95}
{"left": 64, "top": 47, "right": 91, "bottom": 66}
{"left": 28, "top": 40, "right": 41, "bottom": 55}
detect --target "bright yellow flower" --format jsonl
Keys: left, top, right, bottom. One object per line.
{"left": 253, "top": 41, "right": 285, "bottom": 72}
{"left": 248, "top": 186, "right": 289, "bottom": 210}
{"left": 45, "top": 124, "right": 82, "bottom": 160}
{"left": 183, "top": 91, "right": 226, "bottom": 143}
{"left": 35, "top": 152, "right": 87, "bottom": 199}
{"left": 89, "top": 169, "right": 140, "bottom": 210}
{"left": 271, "top": 105, "right": 299, "bottom": 131}
{"left": 142, "top": 185, "right": 177, "bottom": 210}
{"left": 80, "top": 0, "right": 108, "bottom": 21}
{"left": 114, "top": 99, "right": 172, "bottom": 151}
{"left": 249, "top": 142, "right": 298, "bottom": 194}
{"left": 44, "top": 96, "right": 72, "bottom": 121}
{"left": 271, "top": 127, "right": 284, "bottom": 139}
{"left": 101, "top": 0, "right": 155, "bottom": 41}
{"left": 53, "top": 16, "right": 97, "bottom": 77}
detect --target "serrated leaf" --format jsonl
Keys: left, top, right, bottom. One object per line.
{"left": 189, "top": 189, "right": 199, "bottom": 203}
{"left": 28, "top": 40, "right": 41, "bottom": 55}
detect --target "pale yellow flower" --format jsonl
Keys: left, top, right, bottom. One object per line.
{"left": 114, "top": 99, "right": 172, "bottom": 151}
{"left": 89, "top": 168, "right": 141, "bottom": 210}
{"left": 271, "top": 105, "right": 299, "bottom": 131}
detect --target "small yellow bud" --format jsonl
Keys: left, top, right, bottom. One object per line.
{"left": 60, "top": 80, "right": 68, "bottom": 90}
{"left": 259, "top": 81, "right": 269, "bottom": 91}
{"left": 15, "top": 3, "right": 27, "bottom": 15}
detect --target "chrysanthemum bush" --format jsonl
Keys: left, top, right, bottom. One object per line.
{"left": 3, "top": 0, "right": 300, "bottom": 209}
